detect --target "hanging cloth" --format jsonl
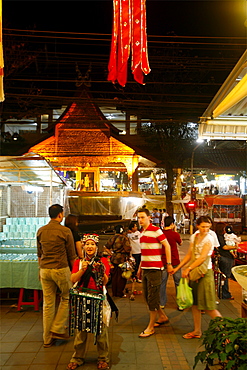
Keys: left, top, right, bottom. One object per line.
{"left": 108, "top": 0, "right": 151, "bottom": 87}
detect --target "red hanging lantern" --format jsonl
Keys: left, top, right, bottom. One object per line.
{"left": 108, "top": 0, "right": 151, "bottom": 87}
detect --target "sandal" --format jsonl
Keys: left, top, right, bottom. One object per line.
{"left": 66, "top": 362, "right": 81, "bottom": 370}
{"left": 183, "top": 332, "right": 201, "bottom": 339}
{"left": 154, "top": 319, "right": 169, "bottom": 327}
{"left": 139, "top": 330, "right": 155, "bottom": 338}
{"left": 97, "top": 360, "right": 110, "bottom": 369}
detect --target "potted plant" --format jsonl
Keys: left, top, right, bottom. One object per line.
{"left": 194, "top": 316, "right": 247, "bottom": 370}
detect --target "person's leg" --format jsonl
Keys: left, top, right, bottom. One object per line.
{"left": 50, "top": 266, "right": 72, "bottom": 334}
{"left": 119, "top": 268, "right": 128, "bottom": 297}
{"left": 219, "top": 256, "right": 234, "bottom": 299}
{"left": 97, "top": 324, "right": 109, "bottom": 363}
{"left": 160, "top": 269, "right": 168, "bottom": 307}
{"left": 145, "top": 310, "right": 158, "bottom": 333}
{"left": 142, "top": 270, "right": 168, "bottom": 333}
{"left": 69, "top": 330, "right": 87, "bottom": 366}
{"left": 205, "top": 309, "right": 222, "bottom": 319}
{"left": 40, "top": 268, "right": 57, "bottom": 345}
{"left": 133, "top": 253, "right": 141, "bottom": 280}
{"left": 156, "top": 306, "right": 169, "bottom": 323}
{"left": 173, "top": 267, "right": 181, "bottom": 292}
{"left": 110, "top": 264, "right": 118, "bottom": 296}
{"left": 191, "top": 305, "right": 202, "bottom": 336}
{"left": 115, "top": 266, "right": 127, "bottom": 297}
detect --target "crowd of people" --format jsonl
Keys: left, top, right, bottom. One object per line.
{"left": 36, "top": 203, "right": 241, "bottom": 369}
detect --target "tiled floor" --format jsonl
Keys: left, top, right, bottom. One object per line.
{"left": 0, "top": 235, "right": 244, "bottom": 370}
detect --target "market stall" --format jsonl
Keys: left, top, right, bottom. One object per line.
{"left": 0, "top": 154, "right": 66, "bottom": 309}
{"left": 204, "top": 194, "right": 243, "bottom": 233}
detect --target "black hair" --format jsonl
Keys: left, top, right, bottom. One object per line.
{"left": 48, "top": 204, "right": 63, "bottom": 219}
{"left": 225, "top": 225, "right": 233, "bottom": 234}
{"left": 129, "top": 221, "right": 138, "bottom": 230}
{"left": 114, "top": 224, "right": 124, "bottom": 234}
{"left": 164, "top": 216, "right": 175, "bottom": 227}
{"left": 215, "top": 222, "right": 226, "bottom": 235}
{"left": 65, "top": 214, "right": 79, "bottom": 231}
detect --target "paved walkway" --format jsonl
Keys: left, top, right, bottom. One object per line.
{"left": 0, "top": 235, "right": 244, "bottom": 370}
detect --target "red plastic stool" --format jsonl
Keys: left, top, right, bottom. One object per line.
{"left": 17, "top": 288, "right": 42, "bottom": 311}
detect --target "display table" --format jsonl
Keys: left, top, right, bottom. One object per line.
{"left": 0, "top": 256, "right": 42, "bottom": 311}
{"left": 0, "top": 259, "right": 41, "bottom": 290}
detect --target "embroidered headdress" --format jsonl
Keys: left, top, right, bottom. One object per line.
{"left": 82, "top": 233, "right": 99, "bottom": 244}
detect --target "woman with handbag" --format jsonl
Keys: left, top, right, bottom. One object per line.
{"left": 67, "top": 234, "right": 111, "bottom": 370}
{"left": 172, "top": 216, "right": 222, "bottom": 339}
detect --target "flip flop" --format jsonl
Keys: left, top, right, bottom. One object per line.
{"left": 183, "top": 332, "right": 201, "bottom": 339}
{"left": 139, "top": 330, "right": 155, "bottom": 338}
{"left": 154, "top": 319, "right": 169, "bottom": 327}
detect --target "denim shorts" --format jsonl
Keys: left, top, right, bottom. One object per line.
{"left": 142, "top": 269, "right": 162, "bottom": 311}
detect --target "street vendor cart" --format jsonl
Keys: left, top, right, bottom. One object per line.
{"left": 203, "top": 195, "right": 243, "bottom": 233}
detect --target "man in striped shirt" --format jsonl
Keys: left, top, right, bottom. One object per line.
{"left": 137, "top": 208, "right": 173, "bottom": 338}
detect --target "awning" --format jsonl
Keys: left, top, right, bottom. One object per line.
{"left": 199, "top": 49, "right": 247, "bottom": 141}
{"left": 204, "top": 195, "right": 243, "bottom": 207}
{"left": 0, "top": 153, "right": 66, "bottom": 186}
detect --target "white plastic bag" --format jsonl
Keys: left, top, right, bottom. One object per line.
{"left": 102, "top": 286, "right": 111, "bottom": 326}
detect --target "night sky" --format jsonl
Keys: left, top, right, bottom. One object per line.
{"left": 1, "top": 0, "right": 246, "bottom": 125}
{"left": 3, "top": 0, "right": 247, "bottom": 38}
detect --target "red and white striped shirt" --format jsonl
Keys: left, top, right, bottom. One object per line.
{"left": 140, "top": 224, "right": 166, "bottom": 269}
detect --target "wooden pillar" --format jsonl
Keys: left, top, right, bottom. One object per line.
{"left": 132, "top": 167, "right": 139, "bottom": 191}
{"left": 48, "top": 109, "right": 53, "bottom": 128}
{"left": 136, "top": 114, "right": 141, "bottom": 134}
{"left": 126, "top": 112, "right": 130, "bottom": 135}
{"left": 36, "top": 115, "right": 42, "bottom": 133}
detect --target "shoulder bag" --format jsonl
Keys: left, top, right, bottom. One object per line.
{"left": 189, "top": 237, "right": 211, "bottom": 282}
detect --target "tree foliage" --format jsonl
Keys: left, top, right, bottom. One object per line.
{"left": 140, "top": 121, "right": 198, "bottom": 215}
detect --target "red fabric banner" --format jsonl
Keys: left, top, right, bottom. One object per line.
{"left": 108, "top": 0, "right": 151, "bottom": 87}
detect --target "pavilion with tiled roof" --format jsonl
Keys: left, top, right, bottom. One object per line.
{"left": 28, "top": 87, "right": 156, "bottom": 191}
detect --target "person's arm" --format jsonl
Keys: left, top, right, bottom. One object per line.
{"left": 123, "top": 236, "right": 131, "bottom": 254}
{"left": 71, "top": 260, "right": 89, "bottom": 284}
{"left": 172, "top": 242, "right": 193, "bottom": 274}
{"left": 37, "top": 234, "right": 41, "bottom": 264}
{"left": 66, "top": 229, "right": 78, "bottom": 269}
{"left": 137, "top": 261, "right": 143, "bottom": 280}
{"left": 37, "top": 233, "right": 41, "bottom": 263}
{"left": 174, "top": 231, "right": 182, "bottom": 246}
{"left": 222, "top": 244, "right": 237, "bottom": 251}
{"left": 103, "top": 273, "right": 109, "bottom": 286}
{"left": 161, "top": 238, "right": 173, "bottom": 273}
{"left": 105, "top": 235, "right": 116, "bottom": 251}
{"left": 182, "top": 240, "right": 212, "bottom": 278}
{"left": 101, "top": 257, "right": 110, "bottom": 286}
